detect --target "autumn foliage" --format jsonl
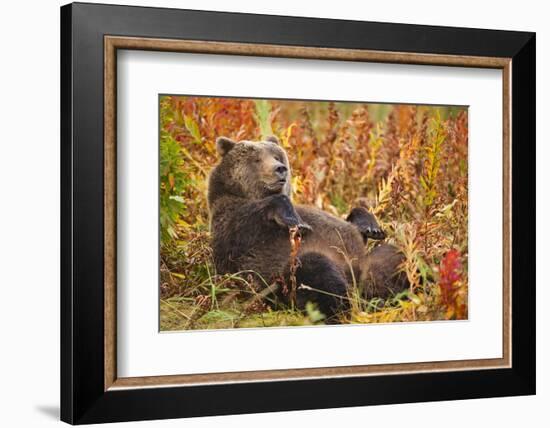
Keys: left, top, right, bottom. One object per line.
{"left": 159, "top": 95, "right": 469, "bottom": 330}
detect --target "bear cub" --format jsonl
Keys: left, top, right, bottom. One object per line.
{"left": 207, "top": 136, "right": 408, "bottom": 319}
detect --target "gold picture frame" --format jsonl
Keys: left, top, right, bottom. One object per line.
{"left": 104, "top": 36, "right": 511, "bottom": 391}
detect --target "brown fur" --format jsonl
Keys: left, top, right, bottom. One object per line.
{"left": 208, "top": 136, "right": 408, "bottom": 316}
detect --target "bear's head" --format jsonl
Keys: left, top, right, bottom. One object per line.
{"left": 208, "top": 136, "right": 292, "bottom": 203}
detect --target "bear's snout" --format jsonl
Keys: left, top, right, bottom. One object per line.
{"left": 274, "top": 163, "right": 288, "bottom": 180}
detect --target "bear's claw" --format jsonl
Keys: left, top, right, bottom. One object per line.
{"left": 267, "top": 194, "right": 311, "bottom": 234}
{"left": 296, "top": 222, "right": 312, "bottom": 233}
{"left": 346, "top": 207, "right": 386, "bottom": 243}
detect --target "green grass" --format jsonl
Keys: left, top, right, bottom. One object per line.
{"left": 160, "top": 298, "right": 318, "bottom": 331}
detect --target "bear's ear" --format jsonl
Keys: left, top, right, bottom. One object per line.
{"left": 216, "top": 137, "right": 236, "bottom": 156}
{"left": 265, "top": 135, "right": 280, "bottom": 145}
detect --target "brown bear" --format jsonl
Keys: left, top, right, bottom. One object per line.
{"left": 207, "top": 135, "right": 408, "bottom": 319}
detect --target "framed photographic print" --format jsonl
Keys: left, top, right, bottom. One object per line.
{"left": 60, "top": 2, "right": 536, "bottom": 424}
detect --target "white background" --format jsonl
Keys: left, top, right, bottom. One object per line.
{"left": 118, "top": 51, "right": 503, "bottom": 377}
{"left": 0, "top": 0, "right": 546, "bottom": 427}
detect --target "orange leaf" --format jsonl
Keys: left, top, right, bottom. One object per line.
{"left": 168, "top": 173, "right": 175, "bottom": 189}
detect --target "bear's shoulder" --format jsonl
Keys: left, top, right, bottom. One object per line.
{"left": 207, "top": 163, "right": 238, "bottom": 210}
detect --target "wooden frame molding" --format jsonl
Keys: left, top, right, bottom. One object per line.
{"left": 104, "top": 35, "right": 512, "bottom": 391}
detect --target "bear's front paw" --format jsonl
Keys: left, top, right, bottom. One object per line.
{"left": 273, "top": 212, "right": 312, "bottom": 232}
{"left": 267, "top": 195, "right": 312, "bottom": 233}
{"left": 296, "top": 222, "right": 312, "bottom": 233}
